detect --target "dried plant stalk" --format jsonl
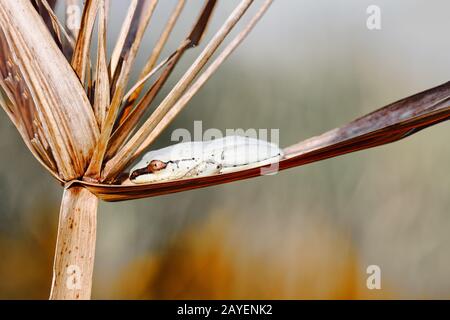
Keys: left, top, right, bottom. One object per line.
{"left": 34, "top": 0, "right": 58, "bottom": 42}
{"left": 49, "top": 186, "right": 98, "bottom": 300}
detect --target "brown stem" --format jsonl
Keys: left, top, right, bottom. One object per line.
{"left": 50, "top": 186, "right": 98, "bottom": 300}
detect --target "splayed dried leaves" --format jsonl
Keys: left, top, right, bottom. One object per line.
{"left": 1, "top": 0, "right": 449, "bottom": 301}
{"left": 0, "top": 0, "right": 449, "bottom": 202}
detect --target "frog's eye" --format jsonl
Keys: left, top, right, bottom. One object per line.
{"left": 147, "top": 160, "right": 167, "bottom": 173}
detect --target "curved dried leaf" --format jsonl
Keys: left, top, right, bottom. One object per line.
{"left": 67, "top": 81, "right": 450, "bottom": 201}
{"left": 0, "top": 0, "right": 99, "bottom": 180}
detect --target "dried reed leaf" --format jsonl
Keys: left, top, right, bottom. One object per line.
{"left": 84, "top": 0, "right": 158, "bottom": 179}
{"left": 39, "top": 0, "right": 76, "bottom": 51}
{"left": 65, "top": 81, "right": 450, "bottom": 201}
{"left": 109, "top": 0, "right": 158, "bottom": 96}
{"left": 92, "top": 0, "right": 109, "bottom": 128}
{"left": 120, "top": 0, "right": 186, "bottom": 118}
{"left": 105, "top": 43, "right": 189, "bottom": 161}
{"left": 109, "top": 0, "right": 138, "bottom": 78}
{"left": 121, "top": 53, "right": 173, "bottom": 104}
{"left": 106, "top": 0, "right": 218, "bottom": 160}
{"left": 133, "top": 0, "right": 274, "bottom": 158}
{"left": 71, "top": 0, "right": 99, "bottom": 83}
{"left": 34, "top": 0, "right": 58, "bottom": 43}
{"left": 0, "top": 0, "right": 99, "bottom": 180}
{"left": 102, "top": 0, "right": 252, "bottom": 181}
{"left": 1, "top": 74, "right": 61, "bottom": 180}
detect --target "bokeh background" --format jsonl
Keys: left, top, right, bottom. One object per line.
{"left": 1, "top": 0, "right": 450, "bottom": 299}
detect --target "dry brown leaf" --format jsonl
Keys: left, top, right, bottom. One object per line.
{"left": 39, "top": 0, "right": 76, "bottom": 51}
{"left": 109, "top": 0, "right": 138, "bottom": 78}
{"left": 133, "top": 0, "right": 274, "bottom": 158}
{"left": 84, "top": 0, "right": 158, "bottom": 179}
{"left": 0, "top": 0, "right": 99, "bottom": 180}
{"left": 121, "top": 0, "right": 186, "bottom": 114}
{"left": 71, "top": 0, "right": 99, "bottom": 84}
{"left": 92, "top": 0, "right": 110, "bottom": 128}
{"left": 102, "top": 0, "right": 251, "bottom": 181}
{"left": 66, "top": 81, "right": 450, "bottom": 201}
{"left": 106, "top": 0, "right": 218, "bottom": 161}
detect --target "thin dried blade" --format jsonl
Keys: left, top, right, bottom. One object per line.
{"left": 105, "top": 44, "right": 188, "bottom": 160}
{"left": 40, "top": 0, "right": 76, "bottom": 53}
{"left": 102, "top": 0, "right": 253, "bottom": 181}
{"left": 84, "top": 0, "right": 158, "bottom": 180}
{"left": 121, "top": 53, "right": 173, "bottom": 104}
{"left": 186, "top": 0, "right": 217, "bottom": 46}
{"left": 71, "top": 0, "right": 99, "bottom": 84}
{"left": 109, "top": 0, "right": 138, "bottom": 79}
{"left": 107, "top": 0, "right": 217, "bottom": 160}
{"left": 121, "top": 0, "right": 186, "bottom": 112}
{"left": 0, "top": 0, "right": 99, "bottom": 181}
{"left": 283, "top": 82, "right": 450, "bottom": 159}
{"left": 34, "top": 0, "right": 58, "bottom": 43}
{"left": 0, "top": 60, "right": 60, "bottom": 178}
{"left": 133, "top": 0, "right": 273, "bottom": 158}
{"left": 113, "top": 0, "right": 215, "bottom": 133}
{"left": 109, "top": 0, "right": 158, "bottom": 96}
{"left": 1, "top": 19, "right": 54, "bottom": 170}
{"left": 119, "top": 0, "right": 217, "bottom": 124}
{"left": 92, "top": 0, "right": 110, "bottom": 128}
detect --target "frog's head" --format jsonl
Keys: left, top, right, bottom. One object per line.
{"left": 130, "top": 160, "right": 168, "bottom": 183}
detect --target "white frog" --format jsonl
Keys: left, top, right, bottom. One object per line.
{"left": 129, "top": 135, "right": 283, "bottom": 183}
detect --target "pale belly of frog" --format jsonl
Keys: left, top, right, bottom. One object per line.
{"left": 129, "top": 156, "right": 281, "bottom": 184}
{"left": 129, "top": 159, "right": 220, "bottom": 183}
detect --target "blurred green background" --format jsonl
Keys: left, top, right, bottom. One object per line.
{"left": 1, "top": 0, "right": 450, "bottom": 299}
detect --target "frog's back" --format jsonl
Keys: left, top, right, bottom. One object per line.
{"left": 205, "top": 136, "right": 283, "bottom": 167}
